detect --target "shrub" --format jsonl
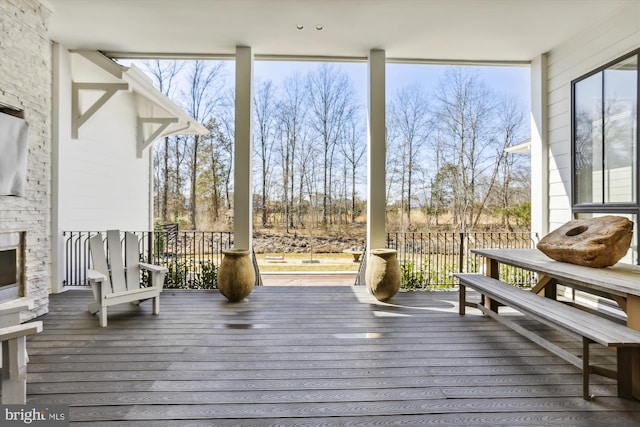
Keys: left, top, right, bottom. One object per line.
{"left": 400, "top": 260, "right": 427, "bottom": 289}
{"left": 163, "top": 259, "right": 218, "bottom": 289}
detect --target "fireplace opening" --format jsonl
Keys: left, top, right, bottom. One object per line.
{"left": 0, "top": 249, "right": 17, "bottom": 286}
{"left": 0, "top": 231, "right": 25, "bottom": 302}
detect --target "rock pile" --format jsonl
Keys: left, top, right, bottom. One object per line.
{"left": 252, "top": 232, "right": 364, "bottom": 254}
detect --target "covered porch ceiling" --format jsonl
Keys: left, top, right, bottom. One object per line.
{"left": 47, "top": 0, "right": 632, "bottom": 62}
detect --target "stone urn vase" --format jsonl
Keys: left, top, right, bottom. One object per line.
{"left": 217, "top": 249, "right": 255, "bottom": 302}
{"left": 366, "top": 248, "right": 401, "bottom": 301}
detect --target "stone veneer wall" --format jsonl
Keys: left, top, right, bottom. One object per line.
{"left": 0, "top": 0, "right": 52, "bottom": 318}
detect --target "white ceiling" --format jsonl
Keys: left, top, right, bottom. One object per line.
{"left": 47, "top": 0, "right": 633, "bottom": 63}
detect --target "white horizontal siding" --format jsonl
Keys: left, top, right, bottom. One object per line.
{"left": 55, "top": 47, "right": 152, "bottom": 233}
{"left": 544, "top": 2, "right": 640, "bottom": 231}
{"left": 548, "top": 168, "right": 567, "bottom": 187}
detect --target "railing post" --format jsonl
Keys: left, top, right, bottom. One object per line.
{"left": 146, "top": 231, "right": 153, "bottom": 264}
{"left": 458, "top": 232, "right": 465, "bottom": 274}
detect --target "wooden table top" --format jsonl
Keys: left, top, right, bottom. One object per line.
{"left": 472, "top": 248, "right": 640, "bottom": 298}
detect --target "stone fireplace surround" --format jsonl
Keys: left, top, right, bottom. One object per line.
{"left": 0, "top": 231, "right": 25, "bottom": 303}
{"left": 0, "top": 1, "right": 53, "bottom": 318}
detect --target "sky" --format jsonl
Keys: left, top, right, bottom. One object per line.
{"left": 125, "top": 58, "right": 532, "bottom": 201}
{"left": 124, "top": 58, "right": 531, "bottom": 134}
{"left": 254, "top": 60, "right": 531, "bottom": 130}
{"left": 250, "top": 60, "right": 532, "bottom": 200}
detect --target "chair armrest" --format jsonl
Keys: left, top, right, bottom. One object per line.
{"left": 138, "top": 263, "right": 168, "bottom": 274}
{"left": 87, "top": 269, "right": 111, "bottom": 300}
{"left": 0, "top": 299, "right": 32, "bottom": 328}
{"left": 0, "top": 321, "right": 43, "bottom": 341}
{"left": 0, "top": 299, "right": 32, "bottom": 314}
{"left": 139, "top": 263, "right": 167, "bottom": 289}
{"left": 87, "top": 269, "right": 108, "bottom": 283}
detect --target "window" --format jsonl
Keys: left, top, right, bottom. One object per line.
{"left": 572, "top": 49, "right": 639, "bottom": 263}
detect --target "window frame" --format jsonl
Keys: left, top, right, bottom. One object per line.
{"left": 571, "top": 48, "right": 640, "bottom": 264}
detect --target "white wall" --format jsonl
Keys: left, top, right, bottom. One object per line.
{"left": 51, "top": 45, "right": 153, "bottom": 289}
{"left": 55, "top": 48, "right": 152, "bottom": 231}
{"left": 543, "top": 2, "right": 640, "bottom": 231}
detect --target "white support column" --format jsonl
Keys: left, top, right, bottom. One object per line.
{"left": 530, "top": 54, "right": 549, "bottom": 240}
{"left": 234, "top": 46, "right": 254, "bottom": 251}
{"left": 367, "top": 50, "right": 386, "bottom": 257}
{"left": 50, "top": 42, "right": 69, "bottom": 293}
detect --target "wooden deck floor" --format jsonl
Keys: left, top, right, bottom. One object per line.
{"left": 24, "top": 286, "right": 640, "bottom": 426}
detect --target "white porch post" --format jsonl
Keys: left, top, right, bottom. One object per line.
{"left": 50, "top": 42, "right": 69, "bottom": 293}
{"left": 367, "top": 49, "right": 386, "bottom": 257}
{"left": 234, "top": 46, "right": 253, "bottom": 250}
{"left": 530, "top": 54, "right": 549, "bottom": 240}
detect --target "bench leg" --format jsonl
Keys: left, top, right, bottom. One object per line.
{"left": 459, "top": 284, "right": 466, "bottom": 315}
{"left": 1, "top": 337, "right": 27, "bottom": 404}
{"left": 582, "top": 337, "right": 592, "bottom": 400}
{"left": 617, "top": 347, "right": 640, "bottom": 399}
{"left": 484, "top": 295, "right": 500, "bottom": 313}
{"left": 544, "top": 281, "right": 558, "bottom": 300}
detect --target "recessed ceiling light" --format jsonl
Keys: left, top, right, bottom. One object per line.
{"left": 315, "top": 25, "right": 324, "bottom": 31}
{"left": 296, "top": 25, "right": 304, "bottom": 30}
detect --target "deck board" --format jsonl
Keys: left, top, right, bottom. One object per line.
{"left": 21, "top": 286, "right": 640, "bottom": 426}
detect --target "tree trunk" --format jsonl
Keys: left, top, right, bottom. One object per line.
{"left": 161, "top": 136, "right": 169, "bottom": 223}
{"left": 190, "top": 135, "right": 199, "bottom": 229}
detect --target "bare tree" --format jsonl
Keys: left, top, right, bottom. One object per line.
{"left": 306, "top": 64, "right": 356, "bottom": 226}
{"left": 217, "top": 89, "right": 236, "bottom": 211}
{"left": 145, "top": 60, "right": 530, "bottom": 236}
{"left": 144, "top": 60, "right": 184, "bottom": 224}
{"left": 254, "top": 80, "right": 277, "bottom": 227}
{"left": 183, "top": 60, "right": 226, "bottom": 229}
{"left": 297, "top": 135, "right": 320, "bottom": 228}
{"left": 495, "top": 97, "right": 529, "bottom": 229}
{"left": 277, "top": 73, "right": 308, "bottom": 232}
{"left": 433, "top": 67, "right": 494, "bottom": 231}
{"left": 385, "top": 123, "right": 401, "bottom": 208}
{"left": 388, "top": 83, "right": 430, "bottom": 228}
{"left": 471, "top": 95, "right": 525, "bottom": 228}
{"left": 172, "top": 135, "right": 188, "bottom": 221}
{"left": 340, "top": 115, "right": 366, "bottom": 223}
{"left": 426, "top": 130, "right": 448, "bottom": 226}
{"left": 198, "top": 118, "right": 231, "bottom": 225}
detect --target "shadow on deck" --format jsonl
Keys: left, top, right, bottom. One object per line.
{"left": 22, "top": 286, "right": 640, "bottom": 426}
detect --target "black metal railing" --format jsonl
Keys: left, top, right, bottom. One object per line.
{"left": 63, "top": 230, "right": 235, "bottom": 288}
{"left": 384, "top": 231, "right": 539, "bottom": 289}
{"left": 66, "top": 230, "right": 537, "bottom": 289}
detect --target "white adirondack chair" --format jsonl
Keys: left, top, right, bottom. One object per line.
{"left": 88, "top": 230, "right": 167, "bottom": 327}
{"left": 0, "top": 300, "right": 42, "bottom": 404}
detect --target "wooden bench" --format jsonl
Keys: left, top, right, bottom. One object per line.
{"left": 0, "top": 300, "right": 43, "bottom": 404}
{"left": 455, "top": 273, "right": 640, "bottom": 400}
